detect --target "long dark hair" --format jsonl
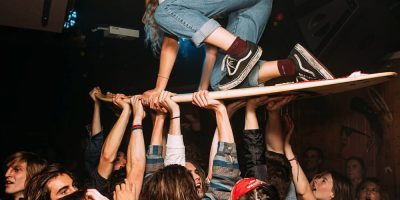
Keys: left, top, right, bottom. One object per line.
{"left": 329, "top": 171, "right": 353, "bottom": 200}
{"left": 140, "top": 164, "right": 201, "bottom": 200}
{"left": 24, "top": 164, "right": 76, "bottom": 200}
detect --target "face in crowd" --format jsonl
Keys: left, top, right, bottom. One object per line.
{"left": 113, "top": 151, "right": 127, "bottom": 171}
{"left": 4, "top": 151, "right": 47, "bottom": 199}
{"left": 304, "top": 148, "right": 322, "bottom": 171}
{"left": 185, "top": 162, "right": 205, "bottom": 198}
{"left": 311, "top": 172, "right": 335, "bottom": 199}
{"left": 24, "top": 164, "right": 78, "bottom": 200}
{"left": 311, "top": 171, "right": 353, "bottom": 200}
{"left": 356, "top": 179, "right": 388, "bottom": 200}
{"left": 346, "top": 158, "right": 365, "bottom": 181}
{"left": 5, "top": 161, "right": 27, "bottom": 197}
{"left": 46, "top": 173, "right": 78, "bottom": 200}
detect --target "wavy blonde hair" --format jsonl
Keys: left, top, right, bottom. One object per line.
{"left": 143, "top": 0, "right": 163, "bottom": 56}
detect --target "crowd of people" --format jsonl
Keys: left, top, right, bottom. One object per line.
{"left": 1, "top": 0, "right": 391, "bottom": 199}
{"left": 2, "top": 87, "right": 390, "bottom": 200}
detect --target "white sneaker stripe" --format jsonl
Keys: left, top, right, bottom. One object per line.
{"left": 294, "top": 54, "right": 315, "bottom": 77}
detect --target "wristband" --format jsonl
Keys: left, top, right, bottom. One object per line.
{"left": 131, "top": 124, "right": 142, "bottom": 132}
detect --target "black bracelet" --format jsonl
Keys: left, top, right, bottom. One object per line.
{"left": 288, "top": 156, "right": 297, "bottom": 161}
{"left": 170, "top": 116, "right": 180, "bottom": 120}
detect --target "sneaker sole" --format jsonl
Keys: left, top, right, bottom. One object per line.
{"left": 218, "top": 47, "right": 263, "bottom": 90}
{"left": 295, "top": 44, "right": 335, "bottom": 79}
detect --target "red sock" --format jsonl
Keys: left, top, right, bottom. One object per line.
{"left": 277, "top": 59, "right": 297, "bottom": 76}
{"left": 226, "top": 37, "right": 247, "bottom": 57}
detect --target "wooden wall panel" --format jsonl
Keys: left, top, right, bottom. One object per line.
{"left": 290, "top": 73, "right": 399, "bottom": 198}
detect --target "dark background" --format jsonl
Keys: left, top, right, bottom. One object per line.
{"left": 0, "top": 0, "right": 399, "bottom": 196}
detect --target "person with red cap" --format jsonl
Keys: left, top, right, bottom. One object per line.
{"left": 230, "top": 177, "right": 280, "bottom": 200}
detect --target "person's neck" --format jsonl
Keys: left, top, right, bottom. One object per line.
{"left": 351, "top": 177, "right": 362, "bottom": 186}
{"left": 13, "top": 192, "right": 24, "bottom": 200}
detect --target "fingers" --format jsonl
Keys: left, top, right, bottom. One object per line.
{"left": 86, "top": 189, "right": 108, "bottom": 200}
{"left": 158, "top": 90, "right": 179, "bottom": 114}
{"left": 130, "top": 95, "right": 138, "bottom": 106}
{"left": 192, "top": 90, "right": 208, "bottom": 107}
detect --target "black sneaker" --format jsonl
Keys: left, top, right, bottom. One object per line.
{"left": 289, "top": 43, "right": 335, "bottom": 82}
{"left": 217, "top": 41, "right": 262, "bottom": 90}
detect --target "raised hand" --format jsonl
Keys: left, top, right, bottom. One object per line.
{"left": 86, "top": 189, "right": 109, "bottom": 200}
{"left": 113, "top": 179, "right": 136, "bottom": 200}
{"left": 226, "top": 99, "right": 247, "bottom": 118}
{"left": 283, "top": 114, "right": 295, "bottom": 154}
{"left": 158, "top": 90, "right": 179, "bottom": 115}
{"left": 266, "top": 95, "right": 295, "bottom": 112}
{"left": 130, "top": 95, "right": 146, "bottom": 121}
{"left": 89, "top": 86, "right": 102, "bottom": 103}
{"left": 192, "top": 90, "right": 224, "bottom": 111}
{"left": 142, "top": 88, "right": 165, "bottom": 112}
{"left": 246, "top": 95, "right": 270, "bottom": 111}
{"left": 113, "top": 93, "right": 131, "bottom": 111}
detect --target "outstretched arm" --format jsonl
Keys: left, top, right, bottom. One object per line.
{"left": 265, "top": 96, "right": 294, "bottom": 153}
{"left": 193, "top": 91, "right": 240, "bottom": 199}
{"left": 142, "top": 34, "right": 179, "bottom": 111}
{"left": 126, "top": 96, "right": 146, "bottom": 200}
{"left": 198, "top": 45, "right": 218, "bottom": 91}
{"left": 159, "top": 90, "right": 185, "bottom": 166}
{"left": 242, "top": 96, "right": 270, "bottom": 178}
{"left": 283, "top": 115, "right": 315, "bottom": 200}
{"left": 89, "top": 86, "right": 103, "bottom": 136}
{"left": 193, "top": 90, "right": 234, "bottom": 143}
{"left": 97, "top": 94, "right": 131, "bottom": 179}
{"left": 207, "top": 100, "right": 246, "bottom": 180}
{"left": 144, "top": 99, "right": 168, "bottom": 179}
{"left": 85, "top": 87, "right": 106, "bottom": 173}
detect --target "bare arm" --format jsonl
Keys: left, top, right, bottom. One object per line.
{"left": 245, "top": 96, "right": 270, "bottom": 130}
{"left": 150, "top": 112, "right": 166, "bottom": 146}
{"left": 198, "top": 45, "right": 218, "bottom": 91}
{"left": 159, "top": 91, "right": 185, "bottom": 166}
{"left": 283, "top": 115, "right": 316, "bottom": 200}
{"left": 142, "top": 34, "right": 179, "bottom": 111}
{"left": 193, "top": 90, "right": 234, "bottom": 143}
{"left": 265, "top": 96, "right": 294, "bottom": 153}
{"left": 97, "top": 94, "right": 131, "bottom": 179}
{"left": 126, "top": 96, "right": 146, "bottom": 200}
{"left": 89, "top": 87, "right": 103, "bottom": 136}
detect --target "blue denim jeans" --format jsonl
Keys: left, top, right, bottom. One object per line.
{"left": 155, "top": 0, "right": 273, "bottom": 90}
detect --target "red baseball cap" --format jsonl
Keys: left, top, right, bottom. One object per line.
{"left": 230, "top": 177, "right": 267, "bottom": 200}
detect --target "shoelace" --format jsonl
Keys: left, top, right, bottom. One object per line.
{"left": 221, "top": 55, "right": 238, "bottom": 76}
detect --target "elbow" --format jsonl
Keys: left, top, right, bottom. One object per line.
{"left": 100, "top": 151, "right": 116, "bottom": 164}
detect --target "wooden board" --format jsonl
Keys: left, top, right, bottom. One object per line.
{"left": 97, "top": 72, "right": 397, "bottom": 103}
